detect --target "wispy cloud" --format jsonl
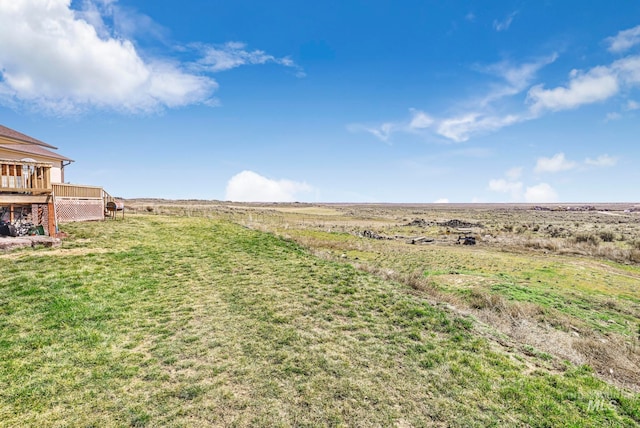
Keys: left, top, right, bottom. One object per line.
{"left": 534, "top": 153, "right": 577, "bottom": 173}
{"left": 408, "top": 110, "right": 435, "bottom": 129}
{"left": 225, "top": 170, "right": 313, "bottom": 202}
{"left": 493, "top": 12, "right": 517, "bottom": 32}
{"left": 76, "top": 0, "right": 169, "bottom": 42}
{"left": 195, "top": 42, "right": 304, "bottom": 76}
{"left": 356, "top": 24, "right": 640, "bottom": 144}
{"left": 476, "top": 54, "right": 558, "bottom": 106}
{"left": 435, "top": 112, "right": 523, "bottom": 143}
{"left": 626, "top": 100, "right": 640, "bottom": 110}
{"left": 605, "top": 112, "right": 622, "bottom": 121}
{"left": 353, "top": 55, "right": 556, "bottom": 143}
{"left": 606, "top": 25, "right": 640, "bottom": 53}
{"left": 0, "top": 0, "right": 301, "bottom": 114}
{"left": 347, "top": 122, "right": 396, "bottom": 143}
{"left": 585, "top": 154, "right": 618, "bottom": 167}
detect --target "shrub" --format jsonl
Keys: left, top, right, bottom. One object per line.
{"left": 598, "top": 231, "right": 615, "bottom": 242}
{"left": 573, "top": 233, "right": 600, "bottom": 246}
{"left": 629, "top": 249, "right": 640, "bottom": 264}
{"left": 546, "top": 226, "right": 569, "bottom": 238}
{"left": 524, "top": 238, "right": 559, "bottom": 252}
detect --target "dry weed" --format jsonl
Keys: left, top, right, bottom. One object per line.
{"left": 573, "top": 336, "right": 640, "bottom": 389}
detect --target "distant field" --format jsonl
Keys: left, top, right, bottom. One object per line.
{"left": 1, "top": 205, "right": 639, "bottom": 426}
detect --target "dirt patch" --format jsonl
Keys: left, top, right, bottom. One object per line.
{"left": 0, "top": 236, "right": 61, "bottom": 252}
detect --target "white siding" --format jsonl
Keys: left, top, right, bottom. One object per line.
{"left": 50, "top": 167, "right": 62, "bottom": 184}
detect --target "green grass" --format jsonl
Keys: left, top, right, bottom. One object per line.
{"left": 292, "top": 230, "right": 640, "bottom": 338}
{"left": 1, "top": 215, "right": 639, "bottom": 426}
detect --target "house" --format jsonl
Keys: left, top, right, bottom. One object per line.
{"left": 1, "top": 125, "right": 112, "bottom": 237}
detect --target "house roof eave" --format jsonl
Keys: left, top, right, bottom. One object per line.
{"left": 0, "top": 124, "right": 58, "bottom": 149}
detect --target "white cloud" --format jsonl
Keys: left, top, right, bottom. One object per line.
{"left": 585, "top": 154, "right": 617, "bottom": 167}
{"left": 527, "top": 53, "right": 640, "bottom": 115}
{"left": 0, "top": 0, "right": 301, "bottom": 114}
{"left": 436, "top": 112, "right": 523, "bottom": 142}
{"left": 0, "top": 0, "right": 218, "bottom": 113}
{"left": 606, "top": 25, "right": 640, "bottom": 53}
{"left": 626, "top": 100, "right": 640, "bottom": 110}
{"left": 225, "top": 170, "right": 313, "bottom": 202}
{"left": 534, "top": 153, "right": 577, "bottom": 173}
{"left": 489, "top": 168, "right": 560, "bottom": 203}
{"left": 362, "top": 109, "right": 526, "bottom": 144}
{"left": 493, "top": 12, "right": 517, "bottom": 32}
{"left": 488, "top": 178, "right": 523, "bottom": 200}
{"left": 196, "top": 42, "right": 304, "bottom": 76}
{"left": 612, "top": 55, "right": 640, "bottom": 85}
{"left": 357, "top": 55, "right": 555, "bottom": 143}
{"left": 524, "top": 183, "right": 558, "bottom": 203}
{"left": 527, "top": 66, "right": 619, "bottom": 113}
{"left": 356, "top": 26, "right": 640, "bottom": 144}
{"left": 478, "top": 54, "right": 558, "bottom": 105}
{"left": 488, "top": 179, "right": 522, "bottom": 193}
{"left": 409, "top": 109, "right": 434, "bottom": 129}
{"left": 434, "top": 198, "right": 449, "bottom": 203}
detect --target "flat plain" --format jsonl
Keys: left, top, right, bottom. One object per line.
{"left": 1, "top": 201, "right": 639, "bottom": 426}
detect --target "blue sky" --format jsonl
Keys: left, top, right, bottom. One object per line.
{"left": 1, "top": 1, "right": 639, "bottom": 202}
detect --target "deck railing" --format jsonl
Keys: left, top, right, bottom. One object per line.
{"left": 0, "top": 159, "right": 52, "bottom": 194}
{"left": 102, "top": 188, "right": 118, "bottom": 205}
{"left": 52, "top": 183, "right": 103, "bottom": 199}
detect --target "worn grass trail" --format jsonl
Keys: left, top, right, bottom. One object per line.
{"left": 1, "top": 215, "right": 638, "bottom": 427}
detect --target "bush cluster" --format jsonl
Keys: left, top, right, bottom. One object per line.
{"left": 573, "top": 233, "right": 601, "bottom": 246}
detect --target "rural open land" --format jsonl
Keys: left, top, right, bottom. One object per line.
{"left": 1, "top": 201, "right": 640, "bottom": 427}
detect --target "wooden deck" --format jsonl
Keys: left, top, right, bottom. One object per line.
{"left": 2, "top": 165, "right": 120, "bottom": 225}
{"left": 0, "top": 159, "right": 52, "bottom": 194}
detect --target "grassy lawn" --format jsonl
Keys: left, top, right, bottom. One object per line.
{"left": 1, "top": 214, "right": 639, "bottom": 427}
